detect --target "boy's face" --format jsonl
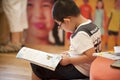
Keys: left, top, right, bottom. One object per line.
{"left": 55, "top": 18, "right": 75, "bottom": 33}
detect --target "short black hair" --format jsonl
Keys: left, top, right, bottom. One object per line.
{"left": 52, "top": 0, "right": 80, "bottom": 22}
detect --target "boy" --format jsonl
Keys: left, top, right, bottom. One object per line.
{"left": 31, "top": 0, "right": 101, "bottom": 79}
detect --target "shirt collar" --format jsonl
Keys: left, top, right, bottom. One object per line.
{"left": 75, "top": 19, "right": 92, "bottom": 32}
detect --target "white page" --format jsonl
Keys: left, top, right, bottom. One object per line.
{"left": 16, "top": 47, "right": 62, "bottom": 71}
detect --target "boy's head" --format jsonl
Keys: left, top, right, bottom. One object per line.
{"left": 52, "top": 0, "right": 80, "bottom": 22}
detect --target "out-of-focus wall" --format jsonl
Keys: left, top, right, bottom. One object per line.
{"left": 0, "top": 1, "right": 10, "bottom": 44}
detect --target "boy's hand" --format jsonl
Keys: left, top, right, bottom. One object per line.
{"left": 60, "top": 53, "right": 71, "bottom": 66}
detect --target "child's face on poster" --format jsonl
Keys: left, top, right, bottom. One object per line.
{"left": 27, "top": 0, "right": 54, "bottom": 38}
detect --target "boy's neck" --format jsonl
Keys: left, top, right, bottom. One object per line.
{"left": 70, "top": 14, "right": 89, "bottom": 33}
{"left": 75, "top": 15, "right": 88, "bottom": 27}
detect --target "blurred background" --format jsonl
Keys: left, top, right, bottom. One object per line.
{"left": 0, "top": 0, "right": 120, "bottom": 80}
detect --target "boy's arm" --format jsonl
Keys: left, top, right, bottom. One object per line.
{"left": 60, "top": 47, "right": 96, "bottom": 66}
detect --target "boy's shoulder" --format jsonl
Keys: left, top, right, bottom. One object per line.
{"left": 72, "top": 23, "right": 98, "bottom": 38}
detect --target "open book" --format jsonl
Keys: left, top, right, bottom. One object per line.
{"left": 16, "top": 47, "right": 62, "bottom": 71}
{"left": 93, "top": 52, "right": 120, "bottom": 60}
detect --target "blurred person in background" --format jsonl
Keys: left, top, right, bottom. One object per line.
{"left": 80, "top": 0, "right": 92, "bottom": 20}
{"left": 107, "top": 0, "right": 120, "bottom": 50}
{"left": 93, "top": 0, "right": 108, "bottom": 51}
{"left": 0, "top": 0, "right": 28, "bottom": 53}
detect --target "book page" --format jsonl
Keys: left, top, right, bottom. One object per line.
{"left": 16, "top": 47, "right": 62, "bottom": 71}
{"left": 93, "top": 52, "right": 120, "bottom": 60}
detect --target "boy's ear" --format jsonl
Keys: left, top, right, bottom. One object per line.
{"left": 63, "top": 18, "right": 70, "bottom": 24}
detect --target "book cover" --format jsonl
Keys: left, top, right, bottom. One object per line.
{"left": 16, "top": 47, "right": 62, "bottom": 71}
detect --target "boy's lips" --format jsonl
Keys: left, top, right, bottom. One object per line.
{"left": 34, "top": 23, "right": 46, "bottom": 29}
